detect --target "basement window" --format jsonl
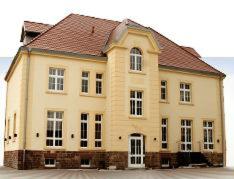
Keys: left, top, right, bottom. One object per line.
{"left": 80, "top": 159, "right": 90, "bottom": 167}
{"left": 161, "top": 158, "right": 170, "bottom": 168}
{"left": 45, "top": 158, "right": 56, "bottom": 167}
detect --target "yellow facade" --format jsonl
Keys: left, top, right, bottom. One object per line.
{"left": 4, "top": 27, "right": 225, "bottom": 168}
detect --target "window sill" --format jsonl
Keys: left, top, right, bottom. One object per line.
{"left": 129, "top": 115, "right": 146, "bottom": 120}
{"left": 179, "top": 102, "right": 194, "bottom": 106}
{"left": 160, "top": 100, "right": 169, "bottom": 104}
{"left": 45, "top": 165, "right": 56, "bottom": 168}
{"left": 44, "top": 147, "right": 65, "bottom": 151}
{"left": 79, "top": 147, "right": 89, "bottom": 150}
{"left": 46, "top": 91, "right": 67, "bottom": 95}
{"left": 159, "top": 149, "right": 171, "bottom": 153}
{"left": 128, "top": 70, "right": 146, "bottom": 75}
{"left": 202, "top": 149, "right": 214, "bottom": 153}
{"left": 80, "top": 93, "right": 106, "bottom": 98}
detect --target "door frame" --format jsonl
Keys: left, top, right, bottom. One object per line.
{"left": 128, "top": 134, "right": 145, "bottom": 168}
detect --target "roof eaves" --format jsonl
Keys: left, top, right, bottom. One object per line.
{"left": 28, "top": 48, "right": 108, "bottom": 61}
{"left": 5, "top": 46, "right": 27, "bottom": 81}
{"left": 159, "top": 64, "right": 225, "bottom": 78}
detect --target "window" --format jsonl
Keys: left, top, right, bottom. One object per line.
{"left": 7, "top": 118, "right": 10, "bottom": 140}
{"left": 161, "top": 158, "right": 170, "bottom": 168}
{"left": 13, "top": 113, "right": 16, "bottom": 137}
{"left": 161, "top": 81, "right": 167, "bottom": 100}
{"left": 81, "top": 72, "right": 89, "bottom": 93}
{"left": 181, "top": 120, "right": 192, "bottom": 152}
{"left": 180, "top": 83, "right": 191, "bottom": 102}
{"left": 46, "top": 111, "right": 63, "bottom": 147}
{"left": 96, "top": 74, "right": 102, "bottom": 95}
{"left": 81, "top": 113, "right": 88, "bottom": 147}
{"left": 130, "top": 48, "right": 142, "bottom": 71}
{"left": 80, "top": 159, "right": 90, "bottom": 167}
{"left": 95, "top": 114, "right": 102, "bottom": 147}
{"left": 130, "top": 91, "right": 143, "bottom": 116}
{"left": 45, "top": 158, "right": 56, "bottom": 167}
{"left": 203, "top": 121, "right": 214, "bottom": 150}
{"left": 48, "top": 68, "right": 64, "bottom": 91}
{"left": 161, "top": 118, "right": 168, "bottom": 149}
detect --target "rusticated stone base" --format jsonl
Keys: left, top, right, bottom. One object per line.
{"left": 4, "top": 150, "right": 24, "bottom": 169}
{"left": 203, "top": 152, "right": 223, "bottom": 166}
{"left": 106, "top": 152, "right": 128, "bottom": 169}
{"left": 4, "top": 150, "right": 223, "bottom": 170}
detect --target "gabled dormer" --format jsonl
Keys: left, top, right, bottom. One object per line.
{"left": 20, "top": 21, "right": 52, "bottom": 45}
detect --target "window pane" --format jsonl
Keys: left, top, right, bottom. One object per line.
{"left": 81, "top": 140, "right": 87, "bottom": 147}
{"left": 82, "top": 72, "right": 88, "bottom": 77}
{"left": 47, "top": 121, "right": 54, "bottom": 137}
{"left": 95, "top": 141, "right": 102, "bottom": 147}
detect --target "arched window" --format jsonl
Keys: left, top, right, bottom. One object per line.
{"left": 130, "top": 48, "right": 142, "bottom": 71}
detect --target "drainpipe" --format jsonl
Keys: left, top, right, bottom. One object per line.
{"left": 22, "top": 47, "right": 31, "bottom": 169}
{"left": 219, "top": 76, "right": 226, "bottom": 166}
{"left": 3, "top": 79, "right": 9, "bottom": 159}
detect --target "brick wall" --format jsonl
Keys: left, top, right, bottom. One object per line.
{"left": 4, "top": 150, "right": 223, "bottom": 170}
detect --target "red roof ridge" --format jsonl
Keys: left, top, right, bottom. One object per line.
{"left": 24, "top": 20, "right": 53, "bottom": 27}
{"left": 26, "top": 14, "right": 73, "bottom": 47}
{"left": 72, "top": 13, "right": 121, "bottom": 24}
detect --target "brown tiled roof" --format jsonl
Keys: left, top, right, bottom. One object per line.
{"left": 150, "top": 29, "right": 223, "bottom": 75}
{"left": 26, "top": 13, "right": 224, "bottom": 76}
{"left": 24, "top": 21, "right": 52, "bottom": 33}
{"left": 27, "top": 14, "right": 119, "bottom": 56}
{"left": 180, "top": 46, "right": 201, "bottom": 58}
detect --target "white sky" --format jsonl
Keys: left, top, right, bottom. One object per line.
{"left": 0, "top": 0, "right": 233, "bottom": 167}
{"left": 0, "top": 0, "right": 234, "bottom": 57}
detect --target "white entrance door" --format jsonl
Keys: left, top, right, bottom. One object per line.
{"left": 128, "top": 134, "right": 145, "bottom": 168}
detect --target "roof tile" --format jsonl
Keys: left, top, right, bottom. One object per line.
{"left": 26, "top": 14, "right": 224, "bottom": 76}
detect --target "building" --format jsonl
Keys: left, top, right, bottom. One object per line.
{"left": 4, "top": 14, "right": 226, "bottom": 169}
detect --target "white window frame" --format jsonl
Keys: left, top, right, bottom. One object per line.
{"left": 161, "top": 81, "right": 167, "bottom": 101}
{"left": 95, "top": 114, "right": 102, "bottom": 148}
{"left": 203, "top": 121, "right": 214, "bottom": 150}
{"left": 80, "top": 113, "right": 88, "bottom": 148}
{"left": 13, "top": 113, "right": 16, "bottom": 137}
{"left": 7, "top": 118, "right": 10, "bottom": 140}
{"left": 180, "top": 83, "right": 191, "bottom": 103}
{"left": 81, "top": 71, "right": 89, "bottom": 93}
{"left": 44, "top": 158, "right": 56, "bottom": 168}
{"left": 161, "top": 118, "right": 168, "bottom": 149}
{"left": 46, "top": 111, "right": 63, "bottom": 147}
{"left": 96, "top": 74, "right": 102, "bottom": 95}
{"left": 80, "top": 159, "right": 91, "bottom": 167}
{"left": 48, "top": 68, "right": 65, "bottom": 91}
{"left": 130, "top": 91, "right": 143, "bottom": 116}
{"left": 181, "top": 120, "right": 192, "bottom": 152}
{"left": 130, "top": 48, "right": 142, "bottom": 71}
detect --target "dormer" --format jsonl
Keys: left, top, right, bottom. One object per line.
{"left": 20, "top": 21, "right": 52, "bottom": 45}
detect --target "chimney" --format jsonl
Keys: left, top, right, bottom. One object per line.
{"left": 92, "top": 26, "right": 95, "bottom": 33}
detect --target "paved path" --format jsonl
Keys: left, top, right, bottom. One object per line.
{"left": 0, "top": 167, "right": 233, "bottom": 179}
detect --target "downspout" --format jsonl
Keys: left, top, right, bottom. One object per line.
{"left": 3, "top": 80, "right": 9, "bottom": 159}
{"left": 22, "top": 47, "right": 31, "bottom": 169}
{"left": 219, "top": 76, "right": 226, "bottom": 166}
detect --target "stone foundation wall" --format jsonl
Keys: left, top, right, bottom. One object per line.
{"left": 4, "top": 150, "right": 223, "bottom": 170}
{"left": 203, "top": 152, "right": 223, "bottom": 166}
{"left": 4, "top": 150, "right": 24, "bottom": 169}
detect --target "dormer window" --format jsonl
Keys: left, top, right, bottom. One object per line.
{"left": 130, "top": 48, "right": 142, "bottom": 71}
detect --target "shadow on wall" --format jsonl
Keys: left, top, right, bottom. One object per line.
{"left": 0, "top": 58, "right": 13, "bottom": 166}
{"left": 203, "top": 57, "right": 234, "bottom": 167}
